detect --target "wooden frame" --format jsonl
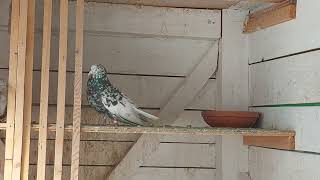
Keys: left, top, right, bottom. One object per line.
{"left": 244, "top": 0, "right": 297, "bottom": 33}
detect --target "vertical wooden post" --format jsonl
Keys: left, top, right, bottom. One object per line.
{"left": 11, "top": 0, "right": 29, "bottom": 178}
{"left": 21, "top": 0, "right": 35, "bottom": 179}
{"left": 70, "top": 0, "right": 84, "bottom": 179}
{"left": 53, "top": 0, "right": 68, "bottom": 180}
{"left": 37, "top": 0, "right": 53, "bottom": 180}
{"left": 4, "top": 0, "right": 20, "bottom": 179}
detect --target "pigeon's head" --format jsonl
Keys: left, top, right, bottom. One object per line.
{"left": 89, "top": 64, "right": 108, "bottom": 79}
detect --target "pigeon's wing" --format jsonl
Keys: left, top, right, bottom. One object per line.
{"left": 101, "top": 93, "right": 148, "bottom": 126}
{"left": 87, "top": 79, "right": 113, "bottom": 118}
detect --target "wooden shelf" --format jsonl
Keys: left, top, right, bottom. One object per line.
{"left": 0, "top": 123, "right": 294, "bottom": 136}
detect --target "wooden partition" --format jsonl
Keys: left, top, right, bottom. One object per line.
{"left": 3, "top": 0, "right": 84, "bottom": 179}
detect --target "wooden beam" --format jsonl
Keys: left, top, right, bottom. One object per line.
{"left": 243, "top": 135, "right": 295, "bottom": 150}
{"left": 70, "top": 0, "right": 84, "bottom": 179}
{"left": 107, "top": 135, "right": 161, "bottom": 180}
{"left": 36, "top": 0, "right": 53, "bottom": 180}
{"left": 158, "top": 41, "right": 218, "bottom": 125}
{"left": 244, "top": 0, "right": 296, "bottom": 33}
{"left": 81, "top": 0, "right": 286, "bottom": 9}
{"left": 0, "top": 123, "right": 295, "bottom": 137}
{"left": 53, "top": 0, "right": 68, "bottom": 180}
{"left": 3, "top": 0, "right": 19, "bottom": 179}
{"left": 21, "top": 0, "right": 35, "bottom": 179}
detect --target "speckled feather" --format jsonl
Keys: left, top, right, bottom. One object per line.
{"left": 87, "top": 64, "right": 159, "bottom": 126}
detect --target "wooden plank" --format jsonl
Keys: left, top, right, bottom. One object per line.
{"left": 36, "top": 35, "right": 214, "bottom": 76}
{"left": 29, "top": 165, "right": 113, "bottom": 180}
{"left": 49, "top": 3, "right": 221, "bottom": 39}
{"left": 0, "top": 69, "right": 217, "bottom": 110}
{"left": 36, "top": 0, "right": 53, "bottom": 179}
{"left": 30, "top": 71, "right": 217, "bottom": 110}
{"left": 3, "top": 0, "right": 19, "bottom": 179}
{"left": 28, "top": 165, "right": 216, "bottom": 180}
{"left": 1, "top": 29, "right": 217, "bottom": 77}
{"left": 244, "top": 1, "right": 296, "bottom": 33}
{"left": 81, "top": 0, "right": 285, "bottom": 9}
{"left": 248, "top": 0, "right": 320, "bottom": 63}
{"left": 249, "top": 146, "right": 320, "bottom": 180}
{"left": 53, "top": 0, "right": 68, "bottom": 180}
{"left": 70, "top": 0, "right": 84, "bottom": 179}
{"left": 216, "top": 9, "right": 250, "bottom": 180}
{"left": 145, "top": 143, "right": 216, "bottom": 168}
{"left": 249, "top": 51, "right": 320, "bottom": 106}
{"left": 243, "top": 136, "right": 295, "bottom": 150}
{"left": 30, "top": 140, "right": 133, "bottom": 165}
{"left": 250, "top": 107, "right": 320, "bottom": 153}
{"left": 107, "top": 134, "right": 161, "bottom": 180}
{"left": 0, "top": 123, "right": 295, "bottom": 136}
{"left": 21, "top": 0, "right": 35, "bottom": 179}
{"left": 27, "top": 140, "right": 215, "bottom": 167}
{"left": 2, "top": 5, "right": 222, "bottom": 73}
{"left": 131, "top": 168, "right": 216, "bottom": 180}
{"left": 158, "top": 41, "right": 218, "bottom": 125}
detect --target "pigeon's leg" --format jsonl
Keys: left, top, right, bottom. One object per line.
{"left": 112, "top": 115, "right": 119, "bottom": 127}
{"left": 102, "top": 114, "right": 109, "bottom": 126}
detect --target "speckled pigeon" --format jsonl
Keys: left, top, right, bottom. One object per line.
{"left": 87, "top": 64, "right": 159, "bottom": 126}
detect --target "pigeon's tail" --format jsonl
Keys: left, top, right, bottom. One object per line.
{"left": 133, "top": 108, "right": 159, "bottom": 121}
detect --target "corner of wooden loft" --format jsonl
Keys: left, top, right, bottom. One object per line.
{"left": 243, "top": 0, "right": 297, "bottom": 33}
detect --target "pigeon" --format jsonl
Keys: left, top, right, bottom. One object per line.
{"left": 87, "top": 64, "right": 160, "bottom": 126}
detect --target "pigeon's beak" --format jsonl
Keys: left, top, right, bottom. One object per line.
{"left": 88, "top": 71, "right": 92, "bottom": 78}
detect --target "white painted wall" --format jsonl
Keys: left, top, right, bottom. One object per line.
{"left": 248, "top": 0, "right": 320, "bottom": 179}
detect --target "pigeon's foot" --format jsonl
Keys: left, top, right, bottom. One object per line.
{"left": 113, "top": 120, "right": 119, "bottom": 127}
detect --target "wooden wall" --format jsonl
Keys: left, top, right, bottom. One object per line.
{"left": 248, "top": 0, "right": 320, "bottom": 179}
{"left": 0, "top": 0, "right": 220, "bottom": 179}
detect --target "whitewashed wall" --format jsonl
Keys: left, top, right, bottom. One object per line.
{"left": 249, "top": 0, "right": 320, "bottom": 179}
{"left": 0, "top": 1, "right": 220, "bottom": 180}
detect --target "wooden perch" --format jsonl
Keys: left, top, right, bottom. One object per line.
{"left": 244, "top": 0, "right": 296, "bottom": 33}
{"left": 0, "top": 123, "right": 295, "bottom": 137}
{"left": 243, "top": 135, "right": 295, "bottom": 150}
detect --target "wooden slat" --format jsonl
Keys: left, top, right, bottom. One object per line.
{"left": 36, "top": 0, "right": 53, "bottom": 179}
{"left": 3, "top": 0, "right": 19, "bottom": 179}
{"left": 158, "top": 41, "right": 218, "bottom": 125}
{"left": 21, "top": 0, "right": 35, "bottom": 179}
{"left": 107, "top": 134, "right": 161, "bottom": 180}
{"left": 53, "top": 0, "right": 68, "bottom": 180}
{"left": 243, "top": 136, "right": 295, "bottom": 150}
{"left": 70, "top": 0, "right": 84, "bottom": 179}
{"left": 244, "top": 0, "right": 296, "bottom": 33}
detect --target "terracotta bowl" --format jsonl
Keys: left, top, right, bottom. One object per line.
{"left": 201, "top": 111, "right": 260, "bottom": 128}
